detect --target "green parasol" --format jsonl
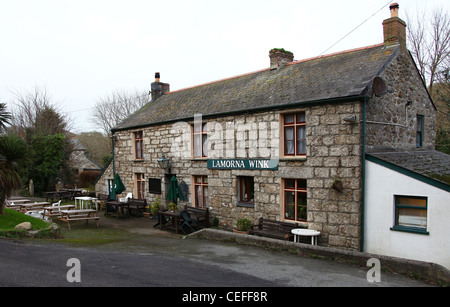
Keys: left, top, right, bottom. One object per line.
{"left": 110, "top": 173, "right": 125, "bottom": 200}
{"left": 166, "top": 176, "right": 186, "bottom": 205}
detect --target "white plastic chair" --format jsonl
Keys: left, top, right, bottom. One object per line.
{"left": 25, "top": 210, "right": 45, "bottom": 220}
{"left": 119, "top": 193, "right": 133, "bottom": 203}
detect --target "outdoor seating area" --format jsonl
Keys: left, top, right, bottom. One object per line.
{"left": 5, "top": 196, "right": 99, "bottom": 230}
{"left": 6, "top": 194, "right": 320, "bottom": 242}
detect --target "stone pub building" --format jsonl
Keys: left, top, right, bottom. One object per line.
{"left": 96, "top": 4, "right": 436, "bottom": 252}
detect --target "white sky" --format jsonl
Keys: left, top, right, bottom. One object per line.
{"left": 1, "top": 0, "right": 448, "bottom": 133}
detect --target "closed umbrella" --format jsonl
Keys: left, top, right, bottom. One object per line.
{"left": 110, "top": 173, "right": 125, "bottom": 200}
{"left": 114, "top": 174, "right": 126, "bottom": 194}
{"left": 166, "top": 176, "right": 185, "bottom": 205}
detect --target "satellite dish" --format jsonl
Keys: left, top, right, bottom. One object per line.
{"left": 373, "top": 77, "right": 387, "bottom": 96}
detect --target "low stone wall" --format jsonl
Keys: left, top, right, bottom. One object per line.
{"left": 189, "top": 228, "right": 450, "bottom": 285}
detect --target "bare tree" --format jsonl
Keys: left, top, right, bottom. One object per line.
{"left": 90, "top": 89, "right": 150, "bottom": 135}
{"left": 407, "top": 8, "right": 450, "bottom": 95}
{"left": 8, "top": 86, "right": 73, "bottom": 136}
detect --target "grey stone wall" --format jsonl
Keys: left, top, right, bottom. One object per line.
{"left": 106, "top": 100, "right": 364, "bottom": 250}
{"left": 366, "top": 52, "right": 436, "bottom": 152}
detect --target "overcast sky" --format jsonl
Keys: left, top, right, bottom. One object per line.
{"left": 1, "top": 0, "right": 448, "bottom": 133}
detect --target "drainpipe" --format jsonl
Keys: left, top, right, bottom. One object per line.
{"left": 360, "top": 96, "right": 368, "bottom": 253}
{"left": 111, "top": 132, "right": 116, "bottom": 176}
{"left": 111, "top": 132, "right": 116, "bottom": 200}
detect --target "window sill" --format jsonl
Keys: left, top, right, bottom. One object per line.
{"left": 390, "top": 226, "right": 429, "bottom": 235}
{"left": 236, "top": 202, "right": 255, "bottom": 208}
{"left": 280, "top": 219, "right": 308, "bottom": 227}
{"left": 279, "top": 156, "right": 307, "bottom": 162}
{"left": 133, "top": 159, "right": 145, "bottom": 163}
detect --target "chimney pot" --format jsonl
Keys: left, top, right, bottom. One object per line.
{"left": 390, "top": 3, "right": 399, "bottom": 18}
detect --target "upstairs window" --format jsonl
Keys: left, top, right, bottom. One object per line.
{"left": 134, "top": 131, "right": 144, "bottom": 160}
{"left": 283, "top": 112, "right": 306, "bottom": 156}
{"left": 416, "top": 115, "right": 424, "bottom": 148}
{"left": 193, "top": 123, "right": 208, "bottom": 158}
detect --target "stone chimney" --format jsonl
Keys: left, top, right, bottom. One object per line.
{"left": 269, "top": 48, "right": 294, "bottom": 70}
{"left": 383, "top": 3, "right": 407, "bottom": 52}
{"left": 151, "top": 72, "right": 170, "bottom": 101}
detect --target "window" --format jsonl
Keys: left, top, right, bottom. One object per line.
{"left": 416, "top": 115, "right": 424, "bottom": 148}
{"left": 148, "top": 178, "right": 162, "bottom": 194}
{"left": 283, "top": 179, "right": 307, "bottom": 222}
{"left": 283, "top": 112, "right": 306, "bottom": 156}
{"left": 136, "top": 173, "right": 145, "bottom": 200}
{"left": 238, "top": 176, "right": 254, "bottom": 204}
{"left": 193, "top": 123, "right": 208, "bottom": 158}
{"left": 194, "top": 176, "right": 208, "bottom": 208}
{"left": 392, "top": 196, "right": 428, "bottom": 234}
{"left": 134, "top": 131, "right": 144, "bottom": 160}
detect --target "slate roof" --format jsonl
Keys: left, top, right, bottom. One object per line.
{"left": 367, "top": 150, "right": 450, "bottom": 187}
{"left": 113, "top": 43, "right": 399, "bottom": 132}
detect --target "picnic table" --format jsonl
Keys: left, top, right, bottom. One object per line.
{"left": 159, "top": 210, "right": 182, "bottom": 233}
{"left": 6, "top": 199, "right": 30, "bottom": 204}
{"left": 19, "top": 202, "right": 50, "bottom": 212}
{"left": 42, "top": 205, "right": 75, "bottom": 220}
{"left": 60, "top": 188, "right": 83, "bottom": 198}
{"left": 59, "top": 209, "right": 99, "bottom": 230}
{"left": 46, "top": 191, "right": 72, "bottom": 203}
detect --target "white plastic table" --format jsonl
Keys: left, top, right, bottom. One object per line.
{"left": 74, "top": 197, "right": 98, "bottom": 210}
{"left": 291, "top": 229, "right": 321, "bottom": 245}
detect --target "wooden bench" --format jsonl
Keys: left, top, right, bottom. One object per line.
{"left": 59, "top": 209, "right": 99, "bottom": 230}
{"left": 250, "top": 218, "right": 300, "bottom": 241}
{"left": 185, "top": 206, "right": 210, "bottom": 228}
{"left": 128, "top": 198, "right": 147, "bottom": 216}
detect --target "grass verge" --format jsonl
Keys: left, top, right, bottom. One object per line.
{"left": 0, "top": 208, "right": 50, "bottom": 237}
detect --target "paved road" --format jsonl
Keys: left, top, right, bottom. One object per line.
{"left": 0, "top": 236, "right": 433, "bottom": 288}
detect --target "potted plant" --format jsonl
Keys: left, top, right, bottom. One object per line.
{"left": 143, "top": 205, "right": 151, "bottom": 218}
{"left": 168, "top": 201, "right": 177, "bottom": 212}
{"left": 234, "top": 216, "right": 252, "bottom": 234}
{"left": 151, "top": 197, "right": 161, "bottom": 215}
